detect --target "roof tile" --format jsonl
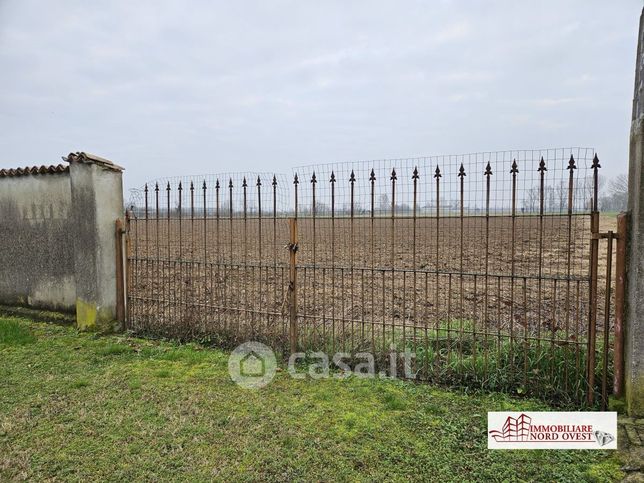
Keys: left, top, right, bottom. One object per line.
{"left": 0, "top": 163, "right": 69, "bottom": 178}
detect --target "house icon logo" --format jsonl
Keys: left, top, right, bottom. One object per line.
{"left": 240, "top": 351, "right": 265, "bottom": 377}
{"left": 228, "top": 341, "right": 276, "bottom": 389}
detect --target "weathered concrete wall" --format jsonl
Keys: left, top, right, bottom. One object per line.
{"left": 0, "top": 153, "right": 124, "bottom": 330}
{"left": 626, "top": 8, "right": 644, "bottom": 417}
{"left": 0, "top": 171, "right": 76, "bottom": 312}
{"left": 69, "top": 156, "right": 124, "bottom": 330}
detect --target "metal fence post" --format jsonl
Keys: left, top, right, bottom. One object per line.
{"left": 614, "top": 212, "right": 628, "bottom": 397}
{"left": 587, "top": 212, "right": 600, "bottom": 406}
{"left": 124, "top": 210, "right": 132, "bottom": 327}
{"left": 587, "top": 156, "right": 601, "bottom": 406}
{"left": 115, "top": 218, "right": 126, "bottom": 325}
{"left": 288, "top": 217, "right": 298, "bottom": 354}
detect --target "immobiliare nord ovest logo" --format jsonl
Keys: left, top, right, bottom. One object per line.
{"left": 487, "top": 412, "right": 617, "bottom": 449}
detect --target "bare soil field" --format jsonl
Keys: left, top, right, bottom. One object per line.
{"left": 127, "top": 213, "right": 617, "bottom": 345}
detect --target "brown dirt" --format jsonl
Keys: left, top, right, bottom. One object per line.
{"left": 126, "top": 213, "right": 619, "bottom": 349}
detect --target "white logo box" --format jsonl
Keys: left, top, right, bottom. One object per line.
{"left": 488, "top": 411, "right": 617, "bottom": 449}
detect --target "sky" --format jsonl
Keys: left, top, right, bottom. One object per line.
{"left": 0, "top": 0, "right": 640, "bottom": 192}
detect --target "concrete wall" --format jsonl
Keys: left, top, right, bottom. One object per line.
{"left": 0, "top": 171, "right": 76, "bottom": 311}
{"left": 0, "top": 153, "right": 124, "bottom": 330}
{"left": 69, "top": 158, "right": 124, "bottom": 329}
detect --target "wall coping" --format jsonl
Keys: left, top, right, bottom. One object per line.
{"left": 64, "top": 152, "right": 124, "bottom": 172}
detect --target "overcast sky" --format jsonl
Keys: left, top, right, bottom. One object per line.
{"left": 0, "top": 0, "right": 640, "bottom": 191}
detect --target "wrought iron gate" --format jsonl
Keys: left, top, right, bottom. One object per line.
{"left": 120, "top": 148, "right": 625, "bottom": 407}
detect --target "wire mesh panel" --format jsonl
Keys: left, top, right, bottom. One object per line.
{"left": 125, "top": 148, "right": 616, "bottom": 407}
{"left": 291, "top": 147, "right": 611, "bottom": 406}
{"left": 126, "top": 173, "right": 292, "bottom": 350}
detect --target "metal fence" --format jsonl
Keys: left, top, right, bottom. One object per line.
{"left": 124, "top": 148, "right": 624, "bottom": 408}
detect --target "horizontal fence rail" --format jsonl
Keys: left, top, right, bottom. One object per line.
{"left": 125, "top": 148, "right": 618, "bottom": 407}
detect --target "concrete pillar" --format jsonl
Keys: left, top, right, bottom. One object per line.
{"left": 626, "top": 8, "right": 644, "bottom": 417}
{"left": 65, "top": 152, "right": 124, "bottom": 331}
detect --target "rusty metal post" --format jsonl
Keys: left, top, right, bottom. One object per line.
{"left": 115, "top": 218, "right": 126, "bottom": 326}
{"left": 509, "top": 160, "right": 518, "bottom": 381}
{"left": 587, "top": 155, "right": 601, "bottom": 406}
{"left": 587, "top": 209, "right": 600, "bottom": 406}
{"left": 124, "top": 210, "right": 132, "bottom": 325}
{"left": 614, "top": 212, "right": 628, "bottom": 397}
{"left": 288, "top": 217, "right": 298, "bottom": 354}
{"left": 601, "top": 231, "right": 614, "bottom": 410}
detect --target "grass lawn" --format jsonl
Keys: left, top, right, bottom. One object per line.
{"left": 0, "top": 316, "right": 624, "bottom": 482}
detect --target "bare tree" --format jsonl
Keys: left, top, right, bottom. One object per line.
{"left": 523, "top": 186, "right": 539, "bottom": 213}
{"left": 556, "top": 180, "right": 568, "bottom": 211}
{"left": 599, "top": 174, "right": 628, "bottom": 212}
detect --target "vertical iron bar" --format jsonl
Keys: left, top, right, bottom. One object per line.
{"left": 370, "top": 169, "right": 376, "bottom": 355}
{"left": 115, "top": 218, "right": 125, "bottom": 325}
{"left": 614, "top": 213, "right": 627, "bottom": 397}
{"left": 412, "top": 167, "right": 419, "bottom": 368}
{"left": 202, "top": 181, "right": 207, "bottom": 332}
{"left": 257, "top": 176, "right": 263, "bottom": 334}
{"left": 330, "top": 171, "right": 336, "bottom": 353}
{"left": 178, "top": 182, "right": 183, "bottom": 332}
{"left": 496, "top": 276, "right": 501, "bottom": 378}
{"left": 551, "top": 279, "right": 558, "bottom": 382}
{"left": 537, "top": 157, "right": 547, "bottom": 355}
{"left": 457, "top": 164, "right": 466, "bottom": 371}
{"left": 424, "top": 271, "right": 429, "bottom": 379}
{"left": 128, "top": 202, "right": 136, "bottom": 323}
{"left": 175, "top": 181, "right": 185, "bottom": 331}
{"left": 125, "top": 211, "right": 132, "bottom": 327}
{"left": 523, "top": 277, "right": 528, "bottom": 392}
{"left": 243, "top": 177, "right": 249, "bottom": 335}
{"left": 229, "top": 178, "right": 233, "bottom": 261}
{"left": 350, "top": 170, "right": 356, "bottom": 351}
{"left": 144, "top": 184, "right": 149, "bottom": 328}
{"left": 576, "top": 280, "right": 581, "bottom": 400}
{"left": 587, "top": 155, "right": 601, "bottom": 406}
{"left": 434, "top": 166, "right": 441, "bottom": 378}
{"left": 178, "top": 182, "right": 183, "bottom": 261}
{"left": 190, "top": 181, "right": 195, "bottom": 335}
{"left": 565, "top": 155, "right": 576, "bottom": 393}
{"left": 215, "top": 180, "right": 221, "bottom": 330}
{"left": 289, "top": 218, "right": 298, "bottom": 354}
{"left": 272, "top": 176, "right": 278, "bottom": 337}
{"left": 510, "top": 160, "right": 518, "bottom": 381}
{"left": 311, "top": 173, "right": 318, "bottom": 344}
{"left": 229, "top": 178, "right": 233, "bottom": 332}
{"left": 472, "top": 274, "right": 478, "bottom": 368}
{"left": 602, "top": 232, "right": 613, "bottom": 410}
{"left": 155, "top": 183, "right": 160, "bottom": 331}
{"left": 390, "top": 169, "right": 397, "bottom": 349}
{"left": 166, "top": 182, "right": 171, "bottom": 331}
{"left": 190, "top": 182, "right": 195, "bottom": 258}
{"left": 484, "top": 162, "right": 492, "bottom": 378}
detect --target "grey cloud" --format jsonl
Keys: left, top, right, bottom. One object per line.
{"left": 0, "top": 0, "right": 639, "bottom": 190}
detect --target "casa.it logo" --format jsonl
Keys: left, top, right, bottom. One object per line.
{"left": 228, "top": 341, "right": 277, "bottom": 389}
{"left": 487, "top": 412, "right": 617, "bottom": 449}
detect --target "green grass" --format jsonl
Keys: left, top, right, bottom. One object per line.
{"left": 0, "top": 318, "right": 36, "bottom": 345}
{"left": 296, "top": 320, "right": 612, "bottom": 408}
{"left": 0, "top": 316, "right": 623, "bottom": 481}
